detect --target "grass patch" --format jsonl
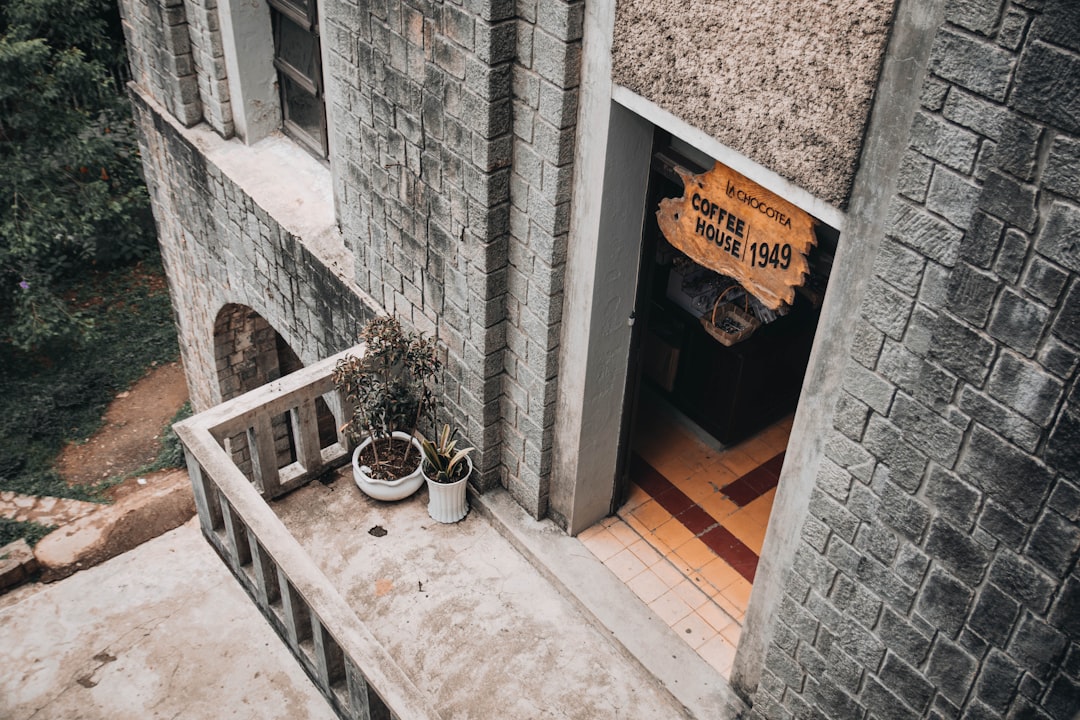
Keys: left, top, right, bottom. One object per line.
{"left": 0, "top": 518, "right": 56, "bottom": 548}
{"left": 144, "top": 401, "right": 193, "bottom": 473}
{"left": 0, "top": 260, "right": 179, "bottom": 503}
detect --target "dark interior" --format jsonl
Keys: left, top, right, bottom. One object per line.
{"left": 634, "top": 132, "right": 838, "bottom": 446}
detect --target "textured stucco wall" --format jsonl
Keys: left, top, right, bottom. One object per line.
{"left": 612, "top": 0, "right": 897, "bottom": 208}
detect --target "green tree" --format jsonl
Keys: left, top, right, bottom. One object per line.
{"left": 0, "top": 0, "right": 155, "bottom": 351}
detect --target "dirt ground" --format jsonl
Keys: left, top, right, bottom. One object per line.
{"left": 55, "top": 359, "right": 190, "bottom": 499}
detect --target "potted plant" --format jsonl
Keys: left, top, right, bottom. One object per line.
{"left": 333, "top": 316, "right": 440, "bottom": 501}
{"left": 419, "top": 424, "right": 474, "bottom": 523}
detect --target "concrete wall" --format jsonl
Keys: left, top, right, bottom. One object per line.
{"left": 750, "top": 1, "right": 1080, "bottom": 717}
{"left": 610, "top": 0, "right": 896, "bottom": 208}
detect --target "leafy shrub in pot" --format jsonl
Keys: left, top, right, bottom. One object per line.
{"left": 333, "top": 316, "right": 440, "bottom": 481}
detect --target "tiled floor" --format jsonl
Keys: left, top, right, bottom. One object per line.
{"left": 578, "top": 394, "right": 792, "bottom": 678}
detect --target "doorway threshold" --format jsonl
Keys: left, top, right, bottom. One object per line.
{"left": 580, "top": 410, "right": 792, "bottom": 680}
{"left": 473, "top": 489, "right": 749, "bottom": 720}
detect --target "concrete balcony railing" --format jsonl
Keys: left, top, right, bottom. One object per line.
{"left": 174, "top": 345, "right": 439, "bottom": 720}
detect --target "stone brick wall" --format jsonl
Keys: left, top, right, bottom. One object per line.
{"left": 322, "top": 0, "right": 581, "bottom": 513}
{"left": 751, "top": 1, "right": 1080, "bottom": 717}
{"left": 130, "top": 90, "right": 375, "bottom": 413}
{"left": 120, "top": 0, "right": 203, "bottom": 126}
{"left": 502, "top": 0, "right": 581, "bottom": 517}
{"left": 183, "top": 0, "right": 234, "bottom": 138}
{"left": 121, "top": 0, "right": 583, "bottom": 516}
{"left": 213, "top": 304, "right": 295, "bottom": 478}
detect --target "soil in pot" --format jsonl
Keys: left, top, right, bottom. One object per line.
{"left": 355, "top": 436, "right": 419, "bottom": 479}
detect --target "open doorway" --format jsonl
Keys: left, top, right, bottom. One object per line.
{"left": 578, "top": 130, "right": 838, "bottom": 676}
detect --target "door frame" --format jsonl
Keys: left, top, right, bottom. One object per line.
{"left": 551, "top": 71, "right": 853, "bottom": 708}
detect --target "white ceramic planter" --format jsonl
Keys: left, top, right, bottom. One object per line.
{"left": 352, "top": 432, "right": 424, "bottom": 501}
{"left": 423, "top": 456, "right": 472, "bottom": 523}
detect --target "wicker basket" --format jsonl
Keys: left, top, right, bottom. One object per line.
{"left": 700, "top": 285, "right": 761, "bottom": 347}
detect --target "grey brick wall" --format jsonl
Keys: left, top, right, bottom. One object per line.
{"left": 502, "top": 0, "right": 581, "bottom": 518}
{"left": 122, "top": 0, "right": 583, "bottom": 516}
{"left": 119, "top": 0, "right": 203, "bottom": 126}
{"left": 129, "top": 90, "right": 375, "bottom": 413}
{"left": 183, "top": 0, "right": 234, "bottom": 137}
{"left": 213, "top": 304, "right": 294, "bottom": 478}
{"left": 752, "top": 1, "right": 1080, "bottom": 717}
{"left": 323, "top": 0, "right": 581, "bottom": 514}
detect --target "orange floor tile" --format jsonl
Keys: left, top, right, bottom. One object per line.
{"left": 577, "top": 394, "right": 792, "bottom": 679}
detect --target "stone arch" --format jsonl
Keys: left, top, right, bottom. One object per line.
{"left": 213, "top": 304, "right": 283, "bottom": 402}
{"left": 212, "top": 304, "right": 336, "bottom": 483}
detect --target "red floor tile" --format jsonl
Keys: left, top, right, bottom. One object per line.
{"left": 654, "top": 486, "right": 695, "bottom": 516}
{"left": 630, "top": 454, "right": 675, "bottom": 497}
{"left": 699, "top": 525, "right": 759, "bottom": 583}
{"left": 762, "top": 452, "right": 785, "bottom": 476}
{"left": 627, "top": 448, "right": 771, "bottom": 585}
{"left": 721, "top": 466, "right": 778, "bottom": 507}
{"left": 677, "top": 505, "right": 718, "bottom": 535}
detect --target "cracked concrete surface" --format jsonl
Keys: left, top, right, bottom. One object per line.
{"left": 0, "top": 518, "right": 336, "bottom": 720}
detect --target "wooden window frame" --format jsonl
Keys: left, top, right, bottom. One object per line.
{"left": 268, "top": 0, "right": 328, "bottom": 159}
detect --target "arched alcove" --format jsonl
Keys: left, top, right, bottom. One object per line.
{"left": 212, "top": 304, "right": 336, "bottom": 484}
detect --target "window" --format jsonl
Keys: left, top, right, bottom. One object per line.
{"left": 268, "top": 0, "right": 327, "bottom": 158}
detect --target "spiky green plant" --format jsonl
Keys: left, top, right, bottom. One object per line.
{"left": 419, "top": 424, "right": 473, "bottom": 484}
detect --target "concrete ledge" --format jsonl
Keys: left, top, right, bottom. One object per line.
{"left": 33, "top": 470, "right": 195, "bottom": 582}
{"left": 0, "top": 540, "right": 37, "bottom": 592}
{"left": 471, "top": 487, "right": 749, "bottom": 720}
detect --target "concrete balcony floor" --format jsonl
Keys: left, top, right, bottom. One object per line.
{"left": 272, "top": 468, "right": 703, "bottom": 718}
{"left": 1, "top": 464, "right": 748, "bottom": 719}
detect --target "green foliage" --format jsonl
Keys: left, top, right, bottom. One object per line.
{"left": 0, "top": 0, "right": 155, "bottom": 351}
{"left": 0, "top": 262, "right": 179, "bottom": 502}
{"left": 419, "top": 424, "right": 473, "bottom": 484}
{"left": 153, "top": 401, "right": 192, "bottom": 471}
{"left": 333, "top": 317, "right": 441, "bottom": 440}
{"left": 0, "top": 517, "right": 55, "bottom": 547}
{"left": 332, "top": 316, "right": 441, "bottom": 464}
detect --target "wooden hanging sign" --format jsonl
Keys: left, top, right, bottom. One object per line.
{"left": 657, "top": 162, "right": 817, "bottom": 310}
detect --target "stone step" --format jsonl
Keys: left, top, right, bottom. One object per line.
{"left": 32, "top": 470, "right": 195, "bottom": 583}
{"left": 0, "top": 539, "right": 38, "bottom": 592}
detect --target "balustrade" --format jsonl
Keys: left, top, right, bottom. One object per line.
{"left": 175, "top": 345, "right": 439, "bottom": 720}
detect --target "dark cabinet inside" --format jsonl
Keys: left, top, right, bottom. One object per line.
{"left": 666, "top": 298, "right": 817, "bottom": 445}
{"left": 641, "top": 265, "right": 819, "bottom": 446}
